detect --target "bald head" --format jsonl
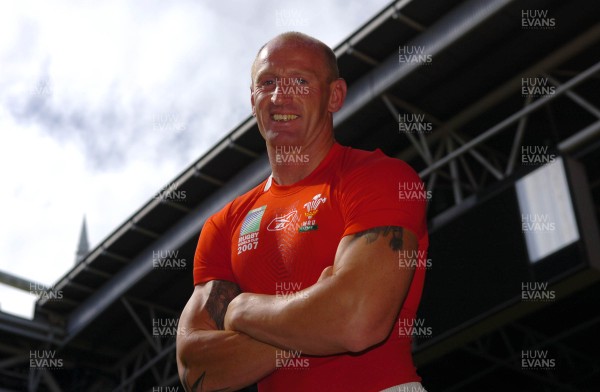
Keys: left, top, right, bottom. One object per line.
{"left": 251, "top": 32, "right": 339, "bottom": 86}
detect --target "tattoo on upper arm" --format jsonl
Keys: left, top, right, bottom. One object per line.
{"left": 354, "top": 226, "right": 404, "bottom": 251}
{"left": 205, "top": 280, "right": 241, "bottom": 330}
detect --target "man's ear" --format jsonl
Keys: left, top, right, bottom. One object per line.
{"left": 328, "top": 78, "right": 347, "bottom": 113}
{"left": 250, "top": 87, "right": 256, "bottom": 117}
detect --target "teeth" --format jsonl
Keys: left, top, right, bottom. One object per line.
{"left": 272, "top": 114, "right": 298, "bottom": 121}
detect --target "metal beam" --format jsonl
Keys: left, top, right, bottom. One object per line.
{"left": 449, "top": 131, "right": 504, "bottom": 180}
{"left": 505, "top": 96, "right": 532, "bottom": 176}
{"left": 120, "top": 298, "right": 159, "bottom": 352}
{"left": 112, "top": 342, "right": 176, "bottom": 392}
{"left": 40, "top": 370, "right": 63, "bottom": 392}
{"left": 545, "top": 73, "right": 600, "bottom": 119}
{"left": 455, "top": 345, "right": 579, "bottom": 392}
{"left": 0, "top": 311, "right": 62, "bottom": 345}
{"left": 0, "top": 354, "right": 28, "bottom": 369}
{"left": 558, "top": 119, "right": 600, "bottom": 153}
{"left": 334, "top": 0, "right": 515, "bottom": 127}
{"left": 0, "top": 270, "right": 49, "bottom": 293}
{"left": 445, "top": 317, "right": 600, "bottom": 391}
{"left": 335, "top": 0, "right": 416, "bottom": 58}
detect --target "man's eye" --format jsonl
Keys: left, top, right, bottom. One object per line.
{"left": 262, "top": 80, "right": 275, "bottom": 86}
{"left": 295, "top": 78, "right": 308, "bottom": 84}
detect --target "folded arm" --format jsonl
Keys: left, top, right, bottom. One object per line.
{"left": 176, "top": 280, "right": 279, "bottom": 392}
{"left": 224, "top": 226, "right": 417, "bottom": 356}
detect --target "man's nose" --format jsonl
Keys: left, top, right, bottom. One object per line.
{"left": 271, "top": 83, "right": 291, "bottom": 105}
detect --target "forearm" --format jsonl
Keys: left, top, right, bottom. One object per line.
{"left": 177, "top": 328, "right": 277, "bottom": 391}
{"left": 226, "top": 275, "right": 374, "bottom": 356}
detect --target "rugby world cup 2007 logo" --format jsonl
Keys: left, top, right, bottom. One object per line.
{"left": 238, "top": 205, "right": 266, "bottom": 255}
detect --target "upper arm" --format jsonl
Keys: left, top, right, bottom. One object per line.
{"left": 329, "top": 225, "right": 418, "bottom": 349}
{"left": 333, "top": 157, "right": 426, "bottom": 341}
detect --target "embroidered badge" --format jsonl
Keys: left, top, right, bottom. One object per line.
{"left": 299, "top": 193, "right": 327, "bottom": 232}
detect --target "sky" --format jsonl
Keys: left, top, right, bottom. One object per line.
{"left": 0, "top": 0, "right": 392, "bottom": 318}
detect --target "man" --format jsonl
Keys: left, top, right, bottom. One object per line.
{"left": 176, "top": 32, "right": 429, "bottom": 392}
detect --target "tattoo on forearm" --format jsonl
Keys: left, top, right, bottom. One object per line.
{"left": 205, "top": 280, "right": 241, "bottom": 330}
{"left": 354, "top": 226, "right": 404, "bottom": 251}
{"left": 182, "top": 367, "right": 205, "bottom": 392}
{"left": 182, "top": 367, "right": 230, "bottom": 392}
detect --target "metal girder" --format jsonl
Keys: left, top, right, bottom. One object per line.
{"left": 382, "top": 94, "right": 433, "bottom": 164}
{"left": 446, "top": 137, "right": 463, "bottom": 204}
{"left": 397, "top": 22, "right": 600, "bottom": 166}
{"left": 375, "top": 25, "right": 600, "bottom": 211}
{"left": 0, "top": 312, "right": 62, "bottom": 345}
{"left": 505, "top": 96, "right": 533, "bottom": 176}
{"left": 112, "top": 341, "right": 176, "bottom": 392}
{"left": 448, "top": 131, "right": 504, "bottom": 181}
{"left": 40, "top": 371, "right": 63, "bottom": 392}
{"left": 0, "top": 271, "right": 49, "bottom": 293}
{"left": 387, "top": 56, "right": 600, "bottom": 211}
{"left": 442, "top": 317, "right": 600, "bottom": 391}
{"left": 228, "top": 141, "right": 260, "bottom": 159}
{"left": 457, "top": 345, "right": 579, "bottom": 392}
{"left": 545, "top": 73, "right": 600, "bottom": 119}
{"left": 346, "top": 46, "right": 379, "bottom": 67}
{"left": 334, "top": 0, "right": 515, "bottom": 127}
{"left": 558, "top": 119, "right": 600, "bottom": 154}
{"left": 420, "top": 58, "right": 600, "bottom": 178}
{"left": 335, "top": 0, "right": 416, "bottom": 58}
{"left": 121, "top": 298, "right": 160, "bottom": 353}
{"left": 512, "top": 323, "right": 596, "bottom": 365}
{"left": 0, "top": 354, "right": 28, "bottom": 369}
{"left": 107, "top": 296, "right": 183, "bottom": 390}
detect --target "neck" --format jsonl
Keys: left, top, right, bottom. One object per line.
{"left": 267, "top": 137, "right": 334, "bottom": 186}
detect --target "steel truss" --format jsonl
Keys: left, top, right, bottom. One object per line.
{"left": 0, "top": 295, "right": 181, "bottom": 392}
{"left": 443, "top": 316, "right": 600, "bottom": 391}
{"left": 383, "top": 58, "right": 600, "bottom": 220}
{"left": 111, "top": 297, "right": 180, "bottom": 392}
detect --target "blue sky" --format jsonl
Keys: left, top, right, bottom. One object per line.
{"left": 0, "top": 0, "right": 392, "bottom": 317}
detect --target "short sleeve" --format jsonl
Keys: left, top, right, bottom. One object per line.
{"left": 340, "top": 154, "right": 427, "bottom": 239}
{"left": 193, "top": 207, "right": 236, "bottom": 286}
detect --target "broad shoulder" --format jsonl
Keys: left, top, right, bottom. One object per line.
{"left": 336, "top": 145, "right": 418, "bottom": 180}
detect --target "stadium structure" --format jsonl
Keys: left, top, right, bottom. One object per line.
{"left": 1, "top": 0, "right": 599, "bottom": 390}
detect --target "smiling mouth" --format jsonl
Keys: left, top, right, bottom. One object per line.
{"left": 272, "top": 114, "right": 299, "bottom": 122}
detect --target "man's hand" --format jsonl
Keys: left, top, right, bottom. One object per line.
{"left": 222, "top": 226, "right": 418, "bottom": 356}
